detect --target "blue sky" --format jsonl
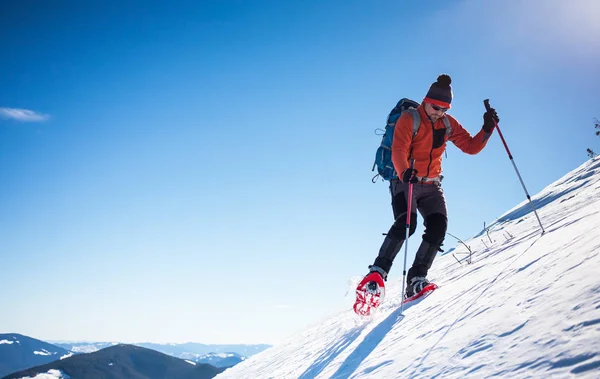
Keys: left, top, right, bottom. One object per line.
{"left": 1, "top": 0, "right": 599, "bottom": 345}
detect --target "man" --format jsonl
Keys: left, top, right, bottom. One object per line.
{"left": 365, "top": 74, "right": 498, "bottom": 298}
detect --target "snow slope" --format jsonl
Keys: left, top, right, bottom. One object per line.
{"left": 216, "top": 157, "right": 600, "bottom": 378}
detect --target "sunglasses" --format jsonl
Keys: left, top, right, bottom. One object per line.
{"left": 430, "top": 104, "right": 449, "bottom": 112}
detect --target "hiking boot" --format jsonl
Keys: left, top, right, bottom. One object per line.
{"left": 405, "top": 276, "right": 430, "bottom": 298}
{"left": 368, "top": 265, "right": 388, "bottom": 281}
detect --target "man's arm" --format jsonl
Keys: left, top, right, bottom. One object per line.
{"left": 449, "top": 119, "right": 493, "bottom": 155}
{"left": 391, "top": 112, "right": 415, "bottom": 176}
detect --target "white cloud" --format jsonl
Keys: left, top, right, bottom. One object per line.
{"left": 0, "top": 107, "right": 50, "bottom": 122}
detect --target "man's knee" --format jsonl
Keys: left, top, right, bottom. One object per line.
{"left": 424, "top": 213, "right": 447, "bottom": 245}
{"left": 387, "top": 213, "right": 417, "bottom": 240}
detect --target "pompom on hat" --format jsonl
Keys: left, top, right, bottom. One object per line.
{"left": 424, "top": 74, "right": 453, "bottom": 109}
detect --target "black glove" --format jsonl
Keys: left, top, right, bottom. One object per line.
{"left": 401, "top": 168, "right": 418, "bottom": 184}
{"left": 483, "top": 108, "right": 499, "bottom": 133}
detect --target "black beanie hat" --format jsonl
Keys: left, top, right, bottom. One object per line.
{"left": 424, "top": 74, "right": 453, "bottom": 109}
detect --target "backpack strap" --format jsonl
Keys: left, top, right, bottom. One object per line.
{"left": 406, "top": 108, "right": 421, "bottom": 138}
{"left": 442, "top": 116, "right": 452, "bottom": 137}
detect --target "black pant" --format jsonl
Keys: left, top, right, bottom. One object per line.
{"left": 373, "top": 180, "right": 448, "bottom": 280}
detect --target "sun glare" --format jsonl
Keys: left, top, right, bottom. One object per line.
{"left": 514, "top": 0, "right": 600, "bottom": 56}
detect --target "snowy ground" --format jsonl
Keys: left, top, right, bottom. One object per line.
{"left": 17, "top": 370, "right": 69, "bottom": 379}
{"left": 216, "top": 157, "right": 600, "bottom": 379}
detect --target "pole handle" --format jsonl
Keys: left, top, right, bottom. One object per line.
{"left": 483, "top": 99, "right": 492, "bottom": 112}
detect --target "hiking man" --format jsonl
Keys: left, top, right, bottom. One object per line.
{"left": 363, "top": 74, "right": 499, "bottom": 299}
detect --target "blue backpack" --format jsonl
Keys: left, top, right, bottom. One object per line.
{"left": 371, "top": 98, "right": 451, "bottom": 182}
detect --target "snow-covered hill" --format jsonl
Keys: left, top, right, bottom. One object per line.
{"left": 216, "top": 157, "right": 600, "bottom": 378}
{"left": 0, "top": 334, "right": 71, "bottom": 378}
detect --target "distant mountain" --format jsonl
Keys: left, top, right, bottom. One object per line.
{"left": 51, "top": 342, "right": 117, "bottom": 354}
{"left": 3, "top": 344, "right": 226, "bottom": 379}
{"left": 52, "top": 341, "right": 269, "bottom": 366}
{"left": 193, "top": 352, "right": 244, "bottom": 368}
{"left": 134, "top": 342, "right": 269, "bottom": 359}
{"left": 0, "top": 334, "right": 72, "bottom": 378}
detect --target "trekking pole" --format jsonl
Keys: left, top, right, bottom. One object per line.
{"left": 484, "top": 99, "right": 545, "bottom": 234}
{"left": 400, "top": 159, "right": 415, "bottom": 316}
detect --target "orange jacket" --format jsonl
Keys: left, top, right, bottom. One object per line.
{"left": 392, "top": 105, "right": 492, "bottom": 180}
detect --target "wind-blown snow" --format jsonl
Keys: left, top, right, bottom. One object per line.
{"left": 216, "top": 158, "right": 600, "bottom": 378}
{"left": 16, "top": 369, "right": 69, "bottom": 379}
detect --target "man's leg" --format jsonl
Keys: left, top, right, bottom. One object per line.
{"left": 371, "top": 179, "right": 418, "bottom": 278}
{"left": 406, "top": 184, "right": 448, "bottom": 293}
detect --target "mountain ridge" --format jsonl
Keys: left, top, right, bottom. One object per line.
{"left": 0, "top": 334, "right": 71, "bottom": 378}
{"left": 3, "top": 344, "right": 226, "bottom": 379}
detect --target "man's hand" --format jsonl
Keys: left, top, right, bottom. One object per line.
{"left": 483, "top": 108, "right": 499, "bottom": 133}
{"left": 401, "top": 168, "right": 418, "bottom": 184}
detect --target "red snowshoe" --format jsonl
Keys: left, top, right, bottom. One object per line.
{"left": 353, "top": 272, "right": 385, "bottom": 316}
{"left": 403, "top": 282, "right": 438, "bottom": 304}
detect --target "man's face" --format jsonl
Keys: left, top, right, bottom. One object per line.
{"left": 424, "top": 102, "right": 448, "bottom": 122}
